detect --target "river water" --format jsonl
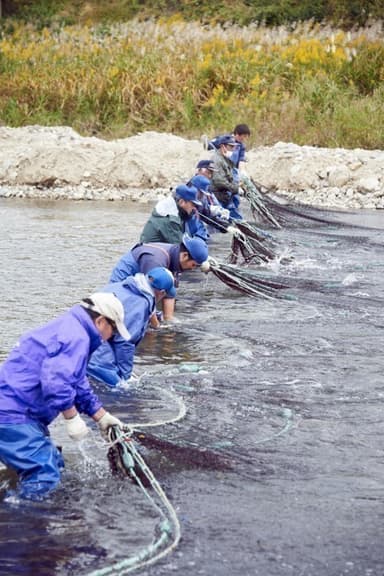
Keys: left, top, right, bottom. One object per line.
{"left": 1, "top": 197, "right": 384, "bottom": 576}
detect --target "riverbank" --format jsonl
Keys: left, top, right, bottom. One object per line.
{"left": 1, "top": 126, "right": 384, "bottom": 209}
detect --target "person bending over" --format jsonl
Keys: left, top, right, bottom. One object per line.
{"left": 0, "top": 293, "right": 130, "bottom": 501}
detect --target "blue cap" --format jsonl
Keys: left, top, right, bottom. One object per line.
{"left": 191, "top": 174, "right": 210, "bottom": 192}
{"left": 147, "top": 267, "right": 176, "bottom": 298}
{"left": 182, "top": 234, "right": 209, "bottom": 264}
{"left": 216, "top": 134, "right": 238, "bottom": 147}
{"left": 196, "top": 159, "right": 216, "bottom": 171}
{"left": 175, "top": 184, "right": 202, "bottom": 206}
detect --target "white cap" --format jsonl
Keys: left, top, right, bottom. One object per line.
{"left": 81, "top": 293, "right": 130, "bottom": 340}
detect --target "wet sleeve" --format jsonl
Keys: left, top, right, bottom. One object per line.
{"left": 109, "top": 305, "right": 150, "bottom": 380}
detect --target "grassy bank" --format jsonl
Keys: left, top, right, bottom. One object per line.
{"left": 0, "top": 17, "right": 383, "bottom": 149}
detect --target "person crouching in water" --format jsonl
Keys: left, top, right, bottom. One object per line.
{"left": 140, "top": 184, "right": 209, "bottom": 244}
{"left": 87, "top": 267, "right": 176, "bottom": 388}
{"left": 0, "top": 293, "right": 130, "bottom": 501}
{"left": 109, "top": 234, "right": 209, "bottom": 327}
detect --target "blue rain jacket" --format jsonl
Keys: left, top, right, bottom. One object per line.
{"left": 0, "top": 305, "right": 103, "bottom": 426}
{"left": 110, "top": 242, "right": 181, "bottom": 283}
{"left": 87, "top": 275, "right": 156, "bottom": 386}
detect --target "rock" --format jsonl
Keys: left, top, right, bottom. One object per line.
{"left": 356, "top": 176, "right": 380, "bottom": 194}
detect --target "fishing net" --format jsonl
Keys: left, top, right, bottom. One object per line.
{"left": 228, "top": 220, "right": 279, "bottom": 265}
{"left": 240, "top": 174, "right": 282, "bottom": 228}
{"left": 244, "top": 177, "right": 369, "bottom": 229}
{"left": 199, "top": 210, "right": 280, "bottom": 265}
{"left": 208, "top": 259, "right": 291, "bottom": 300}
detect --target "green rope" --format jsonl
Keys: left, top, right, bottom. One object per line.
{"left": 87, "top": 384, "right": 186, "bottom": 576}
{"left": 87, "top": 427, "right": 181, "bottom": 576}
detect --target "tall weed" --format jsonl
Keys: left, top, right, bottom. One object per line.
{"left": 0, "top": 18, "right": 383, "bottom": 148}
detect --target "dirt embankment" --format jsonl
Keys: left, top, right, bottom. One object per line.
{"left": 1, "top": 126, "right": 383, "bottom": 209}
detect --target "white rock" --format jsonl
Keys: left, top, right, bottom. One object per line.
{"left": 326, "top": 165, "right": 351, "bottom": 187}
{"left": 356, "top": 176, "right": 380, "bottom": 193}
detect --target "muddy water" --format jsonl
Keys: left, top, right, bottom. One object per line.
{"left": 1, "top": 198, "right": 384, "bottom": 576}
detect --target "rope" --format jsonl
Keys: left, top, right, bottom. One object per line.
{"left": 86, "top": 381, "right": 186, "bottom": 576}
{"left": 88, "top": 427, "right": 181, "bottom": 576}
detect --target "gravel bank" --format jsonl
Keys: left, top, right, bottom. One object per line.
{"left": 1, "top": 126, "right": 383, "bottom": 209}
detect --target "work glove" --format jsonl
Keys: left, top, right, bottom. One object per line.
{"left": 97, "top": 411, "right": 129, "bottom": 439}
{"left": 65, "top": 413, "right": 90, "bottom": 441}
{"left": 200, "top": 259, "right": 211, "bottom": 273}
{"left": 210, "top": 205, "right": 230, "bottom": 220}
{"left": 227, "top": 225, "right": 241, "bottom": 236}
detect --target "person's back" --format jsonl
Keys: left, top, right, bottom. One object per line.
{"left": 0, "top": 306, "right": 100, "bottom": 426}
{"left": 110, "top": 242, "right": 178, "bottom": 283}
{"left": 87, "top": 269, "right": 176, "bottom": 387}
{"left": 140, "top": 185, "right": 208, "bottom": 243}
{"left": 87, "top": 276, "right": 155, "bottom": 386}
{"left": 140, "top": 196, "right": 183, "bottom": 244}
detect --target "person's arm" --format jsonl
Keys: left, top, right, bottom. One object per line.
{"left": 162, "top": 297, "right": 175, "bottom": 321}
{"left": 185, "top": 214, "right": 209, "bottom": 241}
{"left": 150, "top": 312, "right": 161, "bottom": 328}
{"left": 110, "top": 339, "right": 136, "bottom": 380}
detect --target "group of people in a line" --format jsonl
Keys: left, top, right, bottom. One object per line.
{"left": 0, "top": 123, "right": 251, "bottom": 501}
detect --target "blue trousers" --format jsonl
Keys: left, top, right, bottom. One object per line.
{"left": 0, "top": 422, "right": 64, "bottom": 500}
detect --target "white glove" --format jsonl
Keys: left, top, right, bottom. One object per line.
{"left": 227, "top": 225, "right": 241, "bottom": 236}
{"left": 209, "top": 205, "right": 230, "bottom": 220}
{"left": 200, "top": 260, "right": 210, "bottom": 273}
{"left": 65, "top": 413, "right": 90, "bottom": 441}
{"left": 97, "top": 411, "right": 126, "bottom": 435}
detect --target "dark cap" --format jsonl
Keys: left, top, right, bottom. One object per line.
{"left": 216, "top": 134, "right": 238, "bottom": 147}
{"left": 175, "top": 184, "right": 202, "bottom": 206}
{"left": 196, "top": 159, "right": 216, "bottom": 171}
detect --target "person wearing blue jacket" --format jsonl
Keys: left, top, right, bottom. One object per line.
{"left": 0, "top": 292, "right": 130, "bottom": 501}
{"left": 87, "top": 267, "right": 176, "bottom": 388}
{"left": 109, "top": 235, "right": 209, "bottom": 327}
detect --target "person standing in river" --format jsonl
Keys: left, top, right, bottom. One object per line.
{"left": 140, "top": 184, "right": 209, "bottom": 244}
{"left": 87, "top": 267, "right": 177, "bottom": 387}
{"left": 109, "top": 235, "right": 209, "bottom": 327}
{"left": 0, "top": 293, "right": 130, "bottom": 501}
{"left": 210, "top": 135, "right": 244, "bottom": 220}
